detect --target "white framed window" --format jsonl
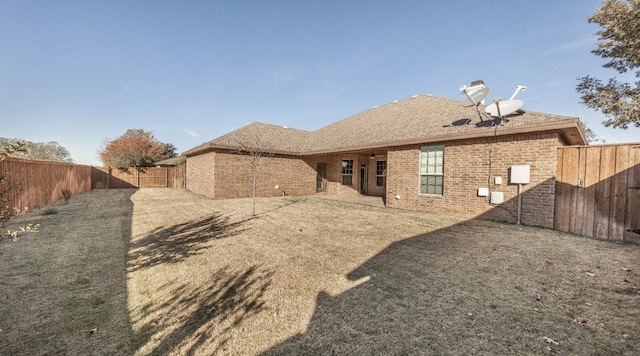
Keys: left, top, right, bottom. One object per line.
{"left": 376, "top": 160, "right": 386, "bottom": 187}
{"left": 341, "top": 159, "right": 353, "bottom": 186}
{"left": 419, "top": 145, "right": 444, "bottom": 195}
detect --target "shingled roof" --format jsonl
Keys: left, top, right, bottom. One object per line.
{"left": 183, "top": 94, "right": 585, "bottom": 157}
{"left": 183, "top": 122, "right": 311, "bottom": 156}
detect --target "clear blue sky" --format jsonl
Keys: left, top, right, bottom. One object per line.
{"left": 1, "top": 0, "right": 637, "bottom": 165}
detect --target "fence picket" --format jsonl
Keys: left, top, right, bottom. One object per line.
{"left": 1, "top": 158, "right": 185, "bottom": 214}
{"left": 555, "top": 144, "right": 640, "bottom": 243}
{"left": 0, "top": 158, "right": 92, "bottom": 214}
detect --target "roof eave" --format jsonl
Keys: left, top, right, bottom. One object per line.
{"left": 182, "top": 144, "right": 212, "bottom": 157}
{"left": 301, "top": 120, "right": 586, "bottom": 155}
{"left": 183, "top": 143, "right": 305, "bottom": 157}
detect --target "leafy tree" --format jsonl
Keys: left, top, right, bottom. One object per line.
{"left": 576, "top": 0, "right": 640, "bottom": 129}
{"left": 99, "top": 129, "right": 177, "bottom": 167}
{"left": 0, "top": 138, "right": 73, "bottom": 163}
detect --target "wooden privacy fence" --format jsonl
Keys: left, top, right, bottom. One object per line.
{"left": 0, "top": 157, "right": 92, "bottom": 214}
{"left": 0, "top": 159, "right": 186, "bottom": 214}
{"left": 91, "top": 165, "right": 186, "bottom": 189}
{"left": 555, "top": 144, "right": 640, "bottom": 243}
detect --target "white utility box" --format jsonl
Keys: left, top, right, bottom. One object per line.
{"left": 510, "top": 165, "right": 530, "bottom": 184}
{"left": 490, "top": 191, "right": 504, "bottom": 204}
{"left": 494, "top": 176, "right": 502, "bottom": 185}
{"left": 477, "top": 187, "right": 489, "bottom": 197}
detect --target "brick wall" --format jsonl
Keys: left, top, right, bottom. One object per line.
{"left": 187, "top": 150, "right": 317, "bottom": 199}
{"left": 186, "top": 151, "right": 216, "bottom": 197}
{"left": 186, "top": 133, "right": 562, "bottom": 228}
{"left": 302, "top": 154, "right": 351, "bottom": 196}
{"left": 385, "top": 133, "right": 561, "bottom": 228}
{"left": 187, "top": 151, "right": 388, "bottom": 199}
{"left": 367, "top": 155, "right": 388, "bottom": 198}
{"left": 305, "top": 153, "right": 387, "bottom": 197}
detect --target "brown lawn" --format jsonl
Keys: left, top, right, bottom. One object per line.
{"left": 1, "top": 188, "right": 639, "bottom": 355}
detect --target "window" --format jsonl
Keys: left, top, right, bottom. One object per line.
{"left": 376, "top": 160, "right": 386, "bottom": 186}
{"left": 341, "top": 160, "right": 353, "bottom": 186}
{"left": 420, "top": 145, "right": 444, "bottom": 195}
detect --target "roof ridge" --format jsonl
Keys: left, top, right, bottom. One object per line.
{"left": 247, "top": 121, "right": 311, "bottom": 132}
{"left": 183, "top": 94, "right": 585, "bottom": 156}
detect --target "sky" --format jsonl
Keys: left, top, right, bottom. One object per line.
{"left": 1, "top": 0, "right": 637, "bottom": 165}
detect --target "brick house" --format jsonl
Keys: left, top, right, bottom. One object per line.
{"left": 183, "top": 94, "right": 585, "bottom": 228}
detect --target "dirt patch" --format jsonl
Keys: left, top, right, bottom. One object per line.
{"left": 2, "top": 188, "right": 640, "bottom": 355}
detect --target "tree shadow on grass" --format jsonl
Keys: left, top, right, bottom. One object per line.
{"left": 261, "top": 221, "right": 640, "bottom": 355}
{"left": 128, "top": 213, "right": 252, "bottom": 272}
{"left": 134, "top": 264, "right": 274, "bottom": 355}
{"left": 261, "top": 227, "right": 471, "bottom": 355}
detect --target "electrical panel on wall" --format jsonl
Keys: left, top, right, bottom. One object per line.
{"left": 490, "top": 191, "right": 504, "bottom": 204}
{"left": 510, "top": 165, "right": 530, "bottom": 184}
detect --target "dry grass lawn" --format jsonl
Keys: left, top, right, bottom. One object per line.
{"left": 1, "top": 188, "right": 639, "bottom": 355}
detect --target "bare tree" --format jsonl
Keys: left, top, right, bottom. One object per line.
{"left": 232, "top": 133, "right": 274, "bottom": 216}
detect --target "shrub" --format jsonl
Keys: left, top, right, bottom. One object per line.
{"left": 0, "top": 175, "right": 15, "bottom": 224}
{"left": 61, "top": 189, "right": 72, "bottom": 203}
{"left": 43, "top": 208, "right": 58, "bottom": 215}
